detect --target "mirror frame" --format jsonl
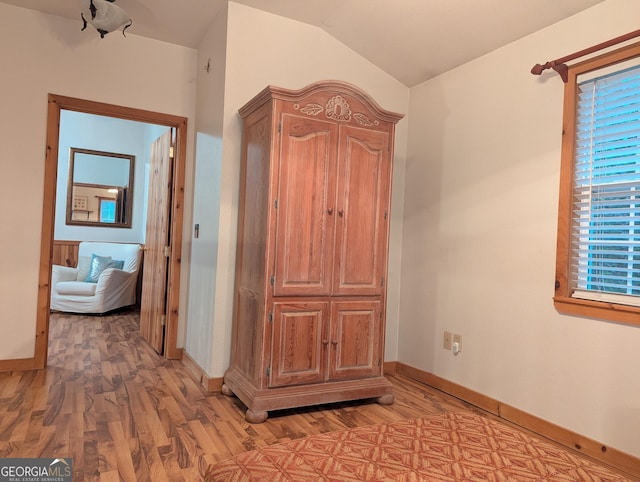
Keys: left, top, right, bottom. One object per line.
{"left": 66, "top": 147, "right": 135, "bottom": 228}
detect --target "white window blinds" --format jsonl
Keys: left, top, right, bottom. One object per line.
{"left": 572, "top": 61, "right": 640, "bottom": 306}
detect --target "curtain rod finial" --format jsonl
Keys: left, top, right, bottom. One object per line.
{"left": 530, "top": 61, "right": 568, "bottom": 82}
{"left": 531, "top": 62, "right": 549, "bottom": 75}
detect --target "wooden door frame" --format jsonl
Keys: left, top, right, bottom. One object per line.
{"left": 33, "top": 94, "right": 187, "bottom": 368}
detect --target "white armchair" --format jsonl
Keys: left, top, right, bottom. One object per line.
{"left": 50, "top": 241, "right": 142, "bottom": 314}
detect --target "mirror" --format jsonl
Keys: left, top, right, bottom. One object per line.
{"left": 66, "top": 147, "right": 135, "bottom": 228}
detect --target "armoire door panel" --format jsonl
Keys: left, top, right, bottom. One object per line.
{"left": 329, "top": 301, "right": 381, "bottom": 381}
{"left": 269, "top": 302, "right": 328, "bottom": 387}
{"left": 274, "top": 114, "right": 338, "bottom": 296}
{"left": 238, "top": 112, "right": 272, "bottom": 293}
{"left": 334, "top": 127, "right": 391, "bottom": 295}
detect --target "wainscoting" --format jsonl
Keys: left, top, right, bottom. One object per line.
{"left": 52, "top": 240, "right": 81, "bottom": 267}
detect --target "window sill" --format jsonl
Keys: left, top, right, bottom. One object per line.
{"left": 554, "top": 296, "right": 640, "bottom": 326}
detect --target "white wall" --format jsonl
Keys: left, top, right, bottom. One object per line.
{"left": 185, "top": 4, "right": 228, "bottom": 373}
{"left": 185, "top": 2, "right": 410, "bottom": 377}
{"left": 0, "top": 3, "right": 197, "bottom": 360}
{"left": 402, "top": 0, "right": 640, "bottom": 457}
{"left": 56, "top": 110, "right": 159, "bottom": 243}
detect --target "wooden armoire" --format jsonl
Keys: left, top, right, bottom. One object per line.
{"left": 222, "top": 81, "right": 403, "bottom": 423}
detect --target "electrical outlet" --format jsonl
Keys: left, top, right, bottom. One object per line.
{"left": 453, "top": 334, "right": 462, "bottom": 352}
{"left": 443, "top": 331, "right": 452, "bottom": 350}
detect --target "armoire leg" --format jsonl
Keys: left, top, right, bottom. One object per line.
{"left": 220, "top": 383, "right": 234, "bottom": 397}
{"left": 245, "top": 409, "right": 268, "bottom": 423}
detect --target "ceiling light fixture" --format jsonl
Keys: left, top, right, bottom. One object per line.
{"left": 81, "top": 0, "right": 132, "bottom": 39}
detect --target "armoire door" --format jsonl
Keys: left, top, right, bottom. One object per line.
{"left": 333, "top": 126, "right": 391, "bottom": 295}
{"left": 273, "top": 114, "right": 338, "bottom": 296}
{"left": 328, "top": 301, "right": 381, "bottom": 381}
{"left": 269, "top": 301, "right": 329, "bottom": 388}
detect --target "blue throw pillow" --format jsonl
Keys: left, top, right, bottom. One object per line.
{"left": 85, "top": 254, "right": 113, "bottom": 283}
{"left": 109, "top": 259, "right": 125, "bottom": 270}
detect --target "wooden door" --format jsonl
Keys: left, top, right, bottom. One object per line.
{"left": 273, "top": 114, "right": 338, "bottom": 296}
{"left": 140, "top": 129, "right": 174, "bottom": 353}
{"left": 269, "top": 301, "right": 328, "bottom": 387}
{"left": 333, "top": 126, "right": 391, "bottom": 295}
{"left": 328, "top": 301, "right": 381, "bottom": 381}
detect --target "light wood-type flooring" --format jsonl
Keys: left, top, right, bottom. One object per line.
{"left": 0, "top": 310, "right": 622, "bottom": 481}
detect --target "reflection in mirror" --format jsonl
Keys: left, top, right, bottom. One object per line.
{"left": 66, "top": 147, "right": 135, "bottom": 228}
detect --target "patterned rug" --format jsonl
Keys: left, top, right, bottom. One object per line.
{"left": 206, "top": 411, "right": 631, "bottom": 481}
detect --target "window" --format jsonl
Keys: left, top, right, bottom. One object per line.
{"left": 555, "top": 42, "right": 640, "bottom": 325}
{"left": 99, "top": 198, "right": 116, "bottom": 223}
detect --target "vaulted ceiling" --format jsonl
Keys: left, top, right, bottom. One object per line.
{"left": 1, "top": 0, "right": 605, "bottom": 86}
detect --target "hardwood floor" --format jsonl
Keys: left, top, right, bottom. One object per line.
{"left": 0, "top": 310, "right": 618, "bottom": 481}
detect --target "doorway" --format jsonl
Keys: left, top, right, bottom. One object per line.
{"left": 35, "top": 94, "right": 188, "bottom": 367}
